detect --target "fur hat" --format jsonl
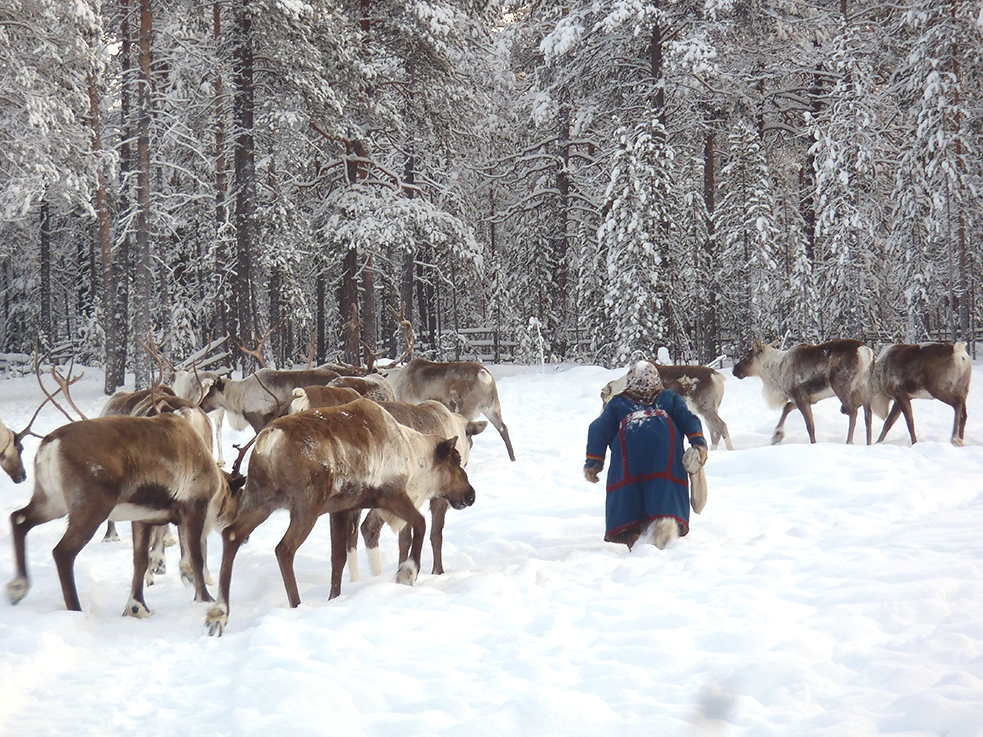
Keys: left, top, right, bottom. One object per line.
{"left": 623, "top": 360, "right": 663, "bottom": 405}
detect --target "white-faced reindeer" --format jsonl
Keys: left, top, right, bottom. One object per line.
{"left": 600, "top": 363, "right": 733, "bottom": 450}
{"left": 198, "top": 367, "right": 341, "bottom": 433}
{"left": 204, "top": 398, "right": 476, "bottom": 636}
{"left": 172, "top": 369, "right": 227, "bottom": 466}
{"left": 386, "top": 358, "right": 515, "bottom": 461}
{"left": 0, "top": 415, "right": 29, "bottom": 484}
{"left": 733, "top": 338, "right": 874, "bottom": 444}
{"left": 872, "top": 342, "right": 971, "bottom": 446}
{"left": 6, "top": 413, "right": 245, "bottom": 618}
{"left": 355, "top": 400, "right": 487, "bottom": 579}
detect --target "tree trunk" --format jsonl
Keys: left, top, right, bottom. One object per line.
{"left": 233, "top": 1, "right": 257, "bottom": 366}
{"left": 362, "top": 255, "right": 377, "bottom": 357}
{"left": 40, "top": 199, "right": 51, "bottom": 345}
{"left": 702, "top": 127, "right": 718, "bottom": 362}
{"left": 133, "top": 0, "right": 153, "bottom": 389}
{"left": 89, "top": 73, "right": 118, "bottom": 394}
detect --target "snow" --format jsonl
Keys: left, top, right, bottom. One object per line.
{"left": 2, "top": 360, "right": 983, "bottom": 735}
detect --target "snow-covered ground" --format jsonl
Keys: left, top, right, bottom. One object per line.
{"left": 2, "top": 359, "right": 983, "bottom": 736}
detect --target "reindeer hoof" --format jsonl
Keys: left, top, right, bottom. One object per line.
{"left": 395, "top": 560, "right": 418, "bottom": 587}
{"left": 6, "top": 577, "right": 29, "bottom": 605}
{"left": 771, "top": 431, "right": 785, "bottom": 445}
{"left": 123, "top": 599, "right": 152, "bottom": 618}
{"left": 102, "top": 531, "right": 120, "bottom": 543}
{"left": 195, "top": 589, "right": 215, "bottom": 604}
{"left": 150, "top": 556, "right": 166, "bottom": 576}
{"left": 205, "top": 604, "right": 228, "bottom": 637}
{"left": 952, "top": 437, "right": 964, "bottom": 447}
{"left": 145, "top": 571, "right": 156, "bottom": 587}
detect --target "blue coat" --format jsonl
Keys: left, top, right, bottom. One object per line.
{"left": 585, "top": 391, "right": 706, "bottom": 544}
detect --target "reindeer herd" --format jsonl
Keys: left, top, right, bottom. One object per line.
{"left": 0, "top": 337, "right": 973, "bottom": 635}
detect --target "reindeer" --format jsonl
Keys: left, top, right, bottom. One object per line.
{"left": 600, "top": 363, "right": 733, "bottom": 450}
{"left": 98, "top": 387, "right": 218, "bottom": 584}
{"left": 328, "top": 373, "right": 396, "bottom": 402}
{"left": 733, "top": 338, "right": 874, "bottom": 445}
{"left": 6, "top": 413, "right": 245, "bottom": 618}
{"left": 287, "top": 385, "right": 361, "bottom": 414}
{"left": 355, "top": 400, "right": 487, "bottom": 578}
{"left": 172, "top": 369, "right": 227, "bottom": 466}
{"left": 872, "top": 342, "right": 971, "bottom": 446}
{"left": 204, "top": 398, "right": 476, "bottom": 636}
{"left": 198, "top": 367, "right": 341, "bottom": 433}
{"left": 386, "top": 358, "right": 516, "bottom": 461}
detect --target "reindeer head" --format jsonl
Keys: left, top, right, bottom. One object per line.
{"left": 433, "top": 437, "right": 475, "bottom": 510}
{"left": 197, "top": 377, "right": 224, "bottom": 413}
{"left": 733, "top": 338, "right": 770, "bottom": 380}
{"left": 0, "top": 418, "right": 27, "bottom": 483}
{"left": 212, "top": 469, "right": 248, "bottom": 530}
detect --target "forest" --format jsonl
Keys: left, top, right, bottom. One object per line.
{"left": 0, "top": 0, "right": 980, "bottom": 392}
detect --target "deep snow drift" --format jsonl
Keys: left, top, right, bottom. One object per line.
{"left": 1, "top": 359, "right": 982, "bottom": 736}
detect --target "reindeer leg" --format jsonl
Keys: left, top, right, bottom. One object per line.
{"left": 102, "top": 520, "right": 120, "bottom": 543}
{"left": 844, "top": 406, "right": 858, "bottom": 445}
{"left": 951, "top": 400, "right": 967, "bottom": 447}
{"left": 7, "top": 500, "right": 61, "bottom": 604}
{"left": 485, "top": 409, "right": 516, "bottom": 462}
{"left": 145, "top": 524, "right": 166, "bottom": 588}
{"left": 125, "top": 522, "right": 154, "bottom": 618}
{"left": 275, "top": 509, "right": 321, "bottom": 608}
{"left": 52, "top": 513, "right": 107, "bottom": 612}
{"left": 430, "top": 498, "right": 448, "bottom": 575}
{"left": 346, "top": 510, "right": 361, "bottom": 583}
{"left": 178, "top": 502, "right": 213, "bottom": 603}
{"left": 772, "top": 402, "right": 797, "bottom": 444}
{"left": 378, "top": 496, "right": 426, "bottom": 587}
{"left": 329, "top": 511, "right": 354, "bottom": 600}
{"left": 864, "top": 403, "right": 873, "bottom": 446}
{"left": 705, "top": 411, "right": 733, "bottom": 451}
{"left": 360, "top": 510, "right": 385, "bottom": 577}
{"left": 876, "top": 400, "right": 904, "bottom": 443}
{"left": 792, "top": 396, "right": 818, "bottom": 444}
{"left": 177, "top": 523, "right": 214, "bottom": 587}
{"left": 206, "top": 507, "right": 271, "bottom": 637}
{"left": 896, "top": 395, "right": 917, "bottom": 445}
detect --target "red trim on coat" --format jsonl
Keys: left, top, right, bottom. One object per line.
{"left": 610, "top": 408, "right": 679, "bottom": 494}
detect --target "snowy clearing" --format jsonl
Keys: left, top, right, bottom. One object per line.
{"left": 1, "top": 360, "right": 982, "bottom": 736}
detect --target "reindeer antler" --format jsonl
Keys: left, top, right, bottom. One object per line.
{"left": 33, "top": 347, "right": 86, "bottom": 424}
{"left": 231, "top": 437, "right": 255, "bottom": 478}
{"left": 359, "top": 339, "right": 385, "bottom": 373}
{"left": 238, "top": 321, "right": 282, "bottom": 369}
{"left": 388, "top": 303, "right": 415, "bottom": 366}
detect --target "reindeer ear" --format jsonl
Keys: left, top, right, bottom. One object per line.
{"left": 466, "top": 421, "right": 487, "bottom": 437}
{"left": 435, "top": 436, "right": 460, "bottom": 462}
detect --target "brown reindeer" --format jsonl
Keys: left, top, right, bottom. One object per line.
{"left": 287, "top": 385, "right": 362, "bottom": 414}
{"left": 356, "top": 400, "right": 487, "bottom": 578}
{"left": 199, "top": 367, "right": 341, "bottom": 433}
{"left": 733, "top": 338, "right": 874, "bottom": 445}
{"left": 204, "top": 398, "right": 476, "bottom": 636}
{"left": 6, "top": 413, "right": 245, "bottom": 617}
{"left": 872, "top": 342, "right": 971, "bottom": 446}
{"left": 99, "top": 387, "right": 218, "bottom": 583}
{"left": 386, "top": 358, "right": 516, "bottom": 461}
{"left": 600, "top": 363, "right": 733, "bottom": 450}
